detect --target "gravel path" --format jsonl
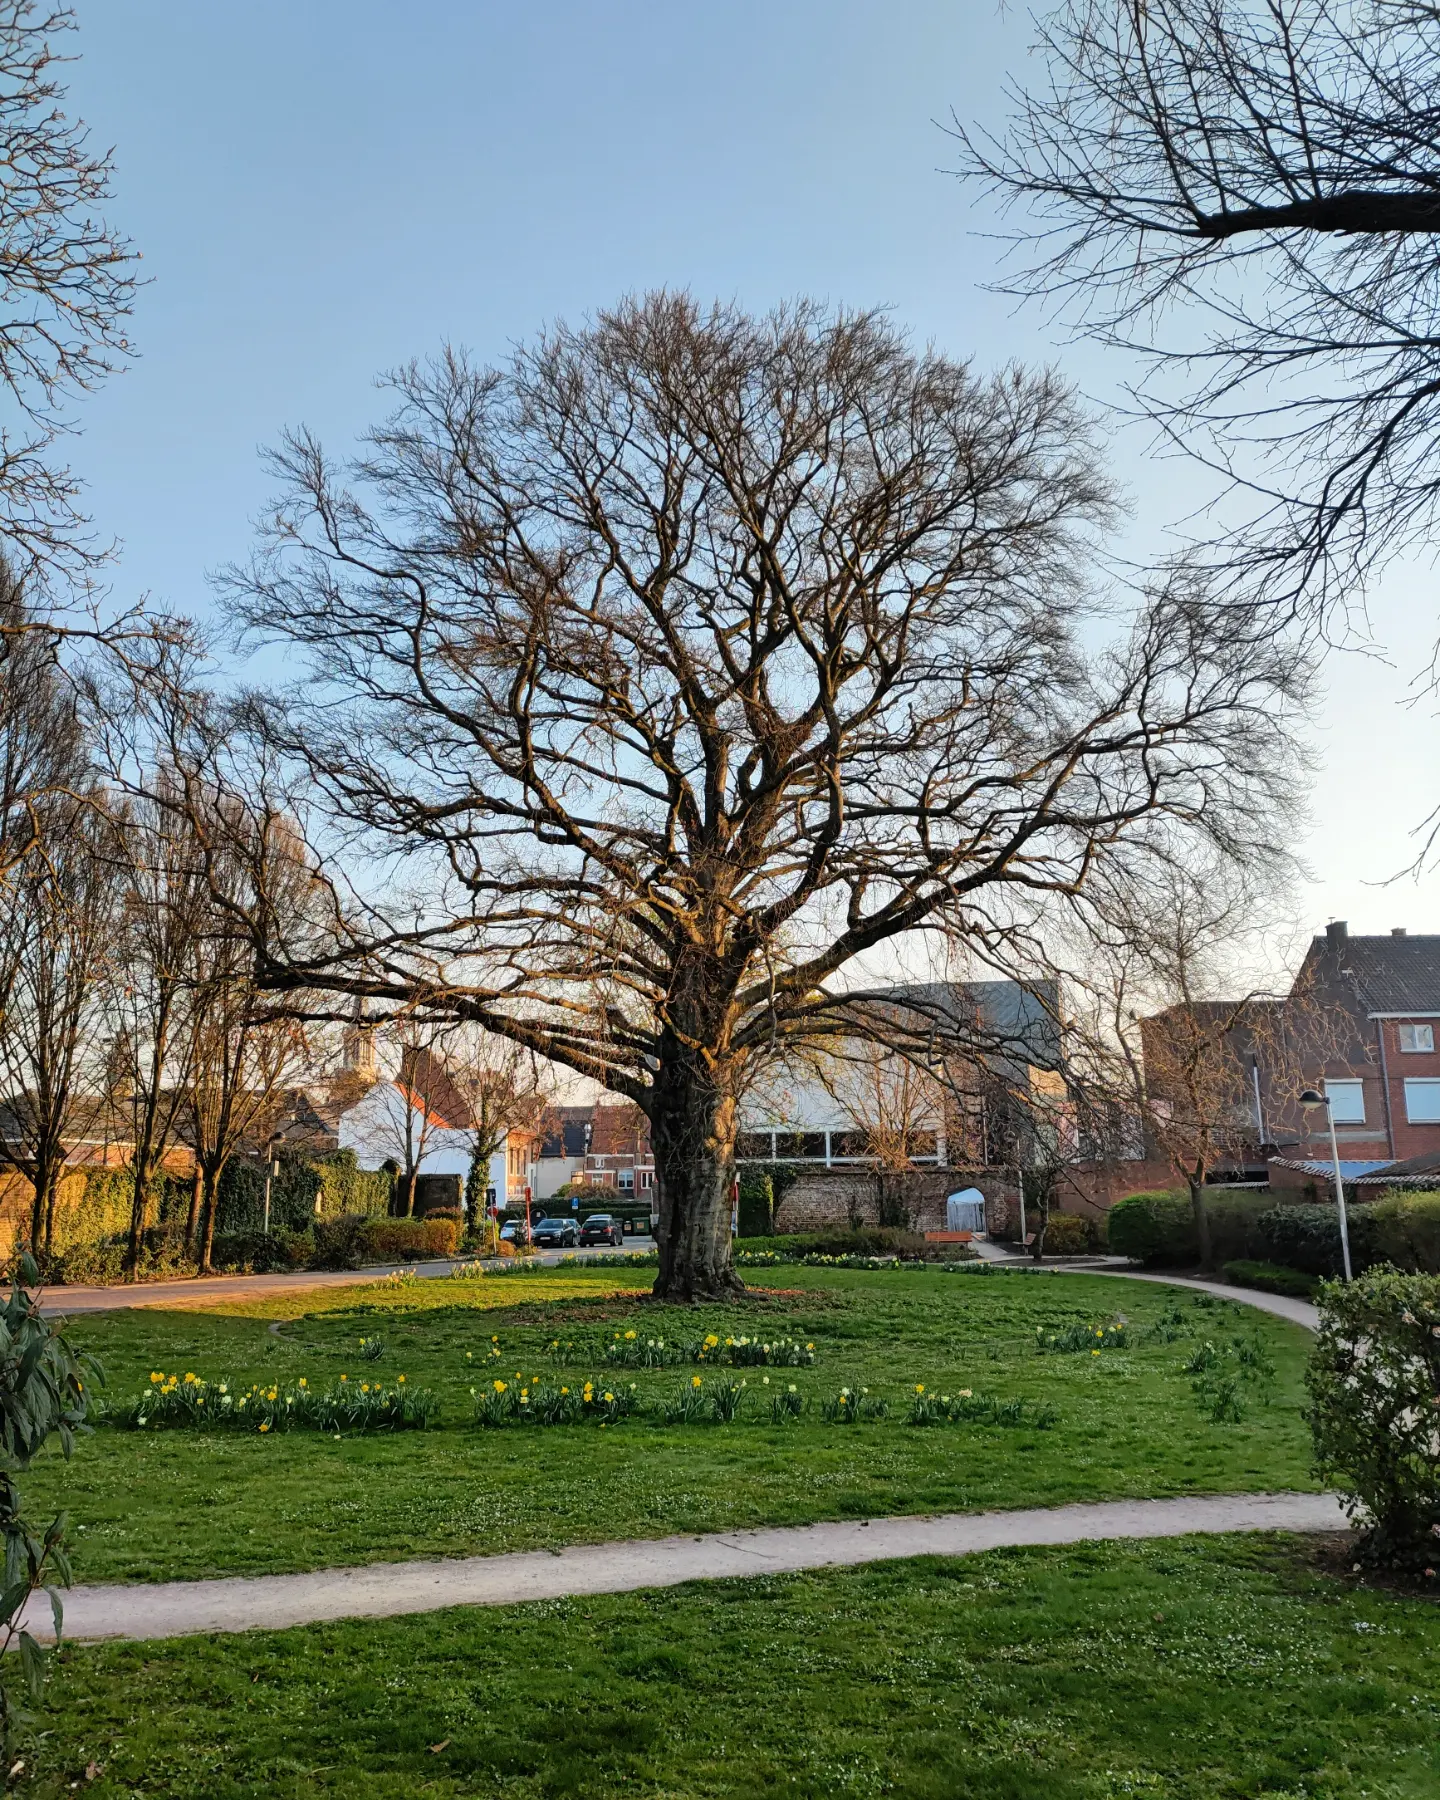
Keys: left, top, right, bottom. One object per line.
{"left": 24, "top": 1491, "right": 1345, "bottom": 1645}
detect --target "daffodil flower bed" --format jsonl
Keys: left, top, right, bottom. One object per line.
{"left": 906, "top": 1385, "right": 1057, "bottom": 1429}
{"left": 123, "top": 1370, "right": 437, "bottom": 1432}
{"left": 1035, "top": 1321, "right": 1129, "bottom": 1354}
{"left": 820, "top": 1386, "right": 888, "bottom": 1423}
{"left": 598, "top": 1329, "right": 817, "bottom": 1370}
{"left": 472, "top": 1377, "right": 639, "bottom": 1427}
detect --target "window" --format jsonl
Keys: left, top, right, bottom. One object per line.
{"left": 1324, "top": 1080, "right": 1366, "bottom": 1124}
{"left": 639, "top": 1170, "right": 652, "bottom": 1190}
{"left": 1398, "top": 1023, "right": 1435, "bottom": 1055}
{"left": 1404, "top": 1079, "right": 1440, "bottom": 1124}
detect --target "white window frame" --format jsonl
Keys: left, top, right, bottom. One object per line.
{"left": 1324, "top": 1079, "right": 1366, "bottom": 1124}
{"left": 1398, "top": 1023, "right": 1435, "bottom": 1055}
{"left": 1403, "top": 1079, "right": 1440, "bottom": 1125}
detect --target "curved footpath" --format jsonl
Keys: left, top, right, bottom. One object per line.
{"left": 27, "top": 1260, "right": 1332, "bottom": 1644}
{"left": 25, "top": 1491, "right": 1345, "bottom": 1645}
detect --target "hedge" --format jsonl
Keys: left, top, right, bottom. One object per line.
{"left": 1221, "top": 1260, "right": 1319, "bottom": 1300}
{"left": 1307, "top": 1266, "right": 1440, "bottom": 1570}
{"left": 312, "top": 1213, "right": 459, "bottom": 1269}
{"left": 1107, "top": 1189, "right": 1271, "bottom": 1266}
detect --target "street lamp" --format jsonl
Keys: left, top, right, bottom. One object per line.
{"left": 1299, "top": 1089, "right": 1352, "bottom": 1280}
{"left": 262, "top": 1138, "right": 282, "bottom": 1236}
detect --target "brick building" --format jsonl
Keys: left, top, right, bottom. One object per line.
{"left": 1278, "top": 922, "right": 1440, "bottom": 1169}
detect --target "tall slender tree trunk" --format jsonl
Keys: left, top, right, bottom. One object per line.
{"left": 651, "top": 1043, "right": 743, "bottom": 1302}
{"left": 27, "top": 1170, "right": 44, "bottom": 1258}
{"left": 184, "top": 1165, "right": 203, "bottom": 1259}
{"left": 40, "top": 1161, "right": 60, "bottom": 1260}
{"left": 199, "top": 1165, "right": 220, "bottom": 1274}
{"left": 1188, "top": 1169, "right": 1213, "bottom": 1270}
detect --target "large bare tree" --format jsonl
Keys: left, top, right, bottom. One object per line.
{"left": 956, "top": 1, "right": 1440, "bottom": 640}
{"left": 212, "top": 295, "right": 1303, "bottom": 1298}
{"left": 0, "top": 3, "right": 136, "bottom": 588}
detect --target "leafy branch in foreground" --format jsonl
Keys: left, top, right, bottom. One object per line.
{"left": 0, "top": 1251, "right": 95, "bottom": 1747}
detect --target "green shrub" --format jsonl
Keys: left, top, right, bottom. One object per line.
{"left": 312, "top": 1213, "right": 368, "bottom": 1270}
{"left": 208, "top": 1230, "right": 314, "bottom": 1275}
{"left": 1256, "top": 1205, "right": 1355, "bottom": 1278}
{"left": 1107, "top": 1189, "right": 1271, "bottom": 1266}
{"left": 357, "top": 1215, "right": 459, "bottom": 1262}
{"left": 53, "top": 1240, "right": 125, "bottom": 1286}
{"left": 1366, "top": 1192, "right": 1440, "bottom": 1274}
{"left": 1306, "top": 1266, "right": 1440, "bottom": 1570}
{"left": 733, "top": 1227, "right": 926, "bottom": 1260}
{"left": 0, "top": 1256, "right": 95, "bottom": 1746}
{"left": 1222, "top": 1259, "right": 1319, "bottom": 1300}
{"left": 1038, "top": 1212, "right": 1093, "bottom": 1255}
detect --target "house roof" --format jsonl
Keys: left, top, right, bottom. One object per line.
{"left": 848, "top": 978, "right": 1064, "bottom": 1070}
{"left": 1298, "top": 927, "right": 1440, "bottom": 1017}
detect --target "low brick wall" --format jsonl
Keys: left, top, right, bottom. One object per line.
{"left": 773, "top": 1167, "right": 1021, "bottom": 1235}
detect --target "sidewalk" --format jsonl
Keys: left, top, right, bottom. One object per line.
{"left": 35, "top": 1244, "right": 654, "bottom": 1316}
{"left": 23, "top": 1490, "right": 1346, "bottom": 1644}
{"left": 971, "top": 1241, "right": 1319, "bottom": 1331}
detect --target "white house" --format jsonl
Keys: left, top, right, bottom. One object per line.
{"left": 337, "top": 1079, "right": 477, "bottom": 1179}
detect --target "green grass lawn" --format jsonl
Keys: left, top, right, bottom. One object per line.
{"left": 23, "top": 1535, "right": 1439, "bottom": 1798}
{"left": 25, "top": 1267, "right": 1320, "bottom": 1584}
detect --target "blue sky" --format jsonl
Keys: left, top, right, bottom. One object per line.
{"left": 63, "top": 0, "right": 1440, "bottom": 941}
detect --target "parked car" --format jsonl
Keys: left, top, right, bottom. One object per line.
{"left": 579, "top": 1213, "right": 624, "bottom": 1247}
{"left": 499, "top": 1220, "right": 527, "bottom": 1246}
{"left": 532, "top": 1216, "right": 579, "bottom": 1248}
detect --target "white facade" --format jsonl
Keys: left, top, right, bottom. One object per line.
{"left": 337, "top": 1080, "right": 473, "bottom": 1177}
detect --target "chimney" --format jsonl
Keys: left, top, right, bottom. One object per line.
{"left": 1392, "top": 927, "right": 1408, "bottom": 938}
{"left": 1326, "top": 920, "right": 1348, "bottom": 948}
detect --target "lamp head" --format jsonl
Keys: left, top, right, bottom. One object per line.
{"left": 1300, "top": 1088, "right": 1325, "bottom": 1112}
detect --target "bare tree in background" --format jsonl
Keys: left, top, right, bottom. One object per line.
{"left": 1069, "top": 868, "right": 1348, "bottom": 1267}
{"left": 0, "top": 796, "right": 113, "bottom": 1256}
{"left": 104, "top": 788, "right": 209, "bottom": 1271}
{"left": 956, "top": 2, "right": 1440, "bottom": 657}
{"left": 182, "top": 838, "right": 313, "bottom": 1273}
{"left": 209, "top": 294, "right": 1305, "bottom": 1299}
{"left": 0, "top": 3, "right": 136, "bottom": 588}
{"left": 440, "top": 1031, "right": 549, "bottom": 1233}
{"left": 814, "top": 1039, "right": 947, "bottom": 1228}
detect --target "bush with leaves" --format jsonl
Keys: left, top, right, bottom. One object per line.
{"left": 1307, "top": 1268, "right": 1440, "bottom": 1573}
{"left": 0, "top": 1256, "right": 96, "bottom": 1748}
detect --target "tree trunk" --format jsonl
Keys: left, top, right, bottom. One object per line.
{"left": 199, "top": 1166, "right": 221, "bottom": 1275}
{"left": 41, "top": 1162, "right": 60, "bottom": 1261}
{"left": 1188, "top": 1173, "right": 1213, "bottom": 1271}
{"left": 27, "top": 1171, "right": 43, "bottom": 1258}
{"left": 650, "top": 1046, "right": 743, "bottom": 1302}
{"left": 184, "top": 1166, "right": 203, "bottom": 1258}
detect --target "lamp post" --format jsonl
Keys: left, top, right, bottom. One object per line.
{"left": 262, "top": 1138, "right": 281, "bottom": 1236}
{"left": 1300, "top": 1089, "right": 1352, "bottom": 1280}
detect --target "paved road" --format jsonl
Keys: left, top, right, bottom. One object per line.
{"left": 24, "top": 1491, "right": 1346, "bottom": 1644}
{"left": 37, "top": 1242, "right": 658, "bottom": 1316}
